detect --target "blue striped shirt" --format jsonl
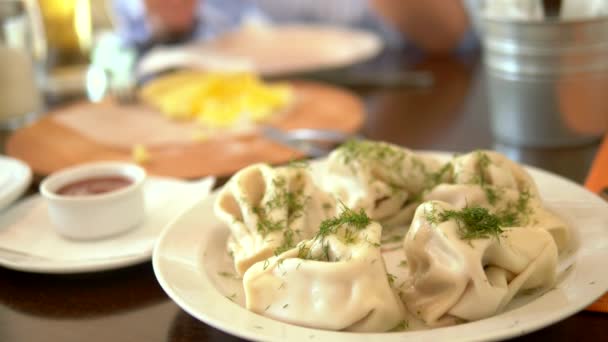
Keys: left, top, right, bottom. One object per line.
{"left": 113, "top": 0, "right": 478, "bottom": 52}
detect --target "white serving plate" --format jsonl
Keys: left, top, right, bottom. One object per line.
{"left": 153, "top": 154, "right": 608, "bottom": 341}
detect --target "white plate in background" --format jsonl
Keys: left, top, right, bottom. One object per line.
{"left": 138, "top": 24, "right": 383, "bottom": 77}
{"left": 0, "top": 176, "right": 214, "bottom": 274}
{"left": 0, "top": 156, "right": 32, "bottom": 212}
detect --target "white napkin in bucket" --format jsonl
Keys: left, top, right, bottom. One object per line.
{"left": 481, "top": 0, "right": 544, "bottom": 20}
{"left": 561, "top": 0, "right": 608, "bottom": 19}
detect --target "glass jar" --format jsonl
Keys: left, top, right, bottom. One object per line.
{"left": 0, "top": 0, "right": 45, "bottom": 129}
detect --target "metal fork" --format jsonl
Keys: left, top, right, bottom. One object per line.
{"left": 261, "top": 126, "right": 359, "bottom": 157}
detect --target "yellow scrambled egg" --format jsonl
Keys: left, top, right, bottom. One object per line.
{"left": 139, "top": 71, "right": 292, "bottom": 128}
{"left": 132, "top": 144, "right": 150, "bottom": 164}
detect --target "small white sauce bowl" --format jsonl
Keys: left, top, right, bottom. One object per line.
{"left": 40, "top": 162, "right": 146, "bottom": 240}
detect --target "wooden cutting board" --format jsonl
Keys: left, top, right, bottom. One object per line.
{"left": 6, "top": 81, "right": 364, "bottom": 179}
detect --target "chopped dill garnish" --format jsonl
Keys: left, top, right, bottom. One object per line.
{"left": 263, "top": 259, "right": 270, "bottom": 270}
{"left": 276, "top": 258, "right": 285, "bottom": 270}
{"left": 387, "top": 273, "right": 397, "bottom": 286}
{"left": 398, "top": 260, "right": 408, "bottom": 268}
{"left": 338, "top": 140, "right": 406, "bottom": 174}
{"left": 297, "top": 243, "right": 310, "bottom": 259}
{"left": 387, "top": 320, "right": 409, "bottom": 332}
{"left": 287, "top": 158, "right": 309, "bottom": 169}
{"left": 407, "top": 192, "right": 424, "bottom": 205}
{"left": 298, "top": 204, "right": 372, "bottom": 261}
{"left": 273, "top": 176, "right": 286, "bottom": 187}
{"left": 410, "top": 156, "right": 428, "bottom": 174}
{"left": 476, "top": 150, "right": 492, "bottom": 185}
{"left": 342, "top": 227, "right": 357, "bottom": 244}
{"left": 520, "top": 288, "right": 538, "bottom": 296}
{"left": 321, "top": 241, "right": 331, "bottom": 261}
{"left": 283, "top": 304, "right": 289, "bottom": 309}
{"left": 322, "top": 202, "right": 333, "bottom": 210}
{"left": 477, "top": 150, "right": 491, "bottom": 168}
{"left": 253, "top": 206, "right": 285, "bottom": 236}
{"left": 425, "top": 162, "right": 453, "bottom": 189}
{"left": 386, "top": 182, "right": 403, "bottom": 195}
{"left": 484, "top": 186, "right": 498, "bottom": 205}
{"left": 452, "top": 151, "right": 491, "bottom": 202}
{"left": 436, "top": 206, "right": 504, "bottom": 240}
{"left": 468, "top": 151, "right": 507, "bottom": 206}
{"left": 516, "top": 188, "right": 532, "bottom": 213}
{"left": 381, "top": 234, "right": 404, "bottom": 244}
{"left": 424, "top": 203, "right": 439, "bottom": 224}
{"left": 317, "top": 203, "right": 370, "bottom": 237}
{"left": 217, "top": 271, "right": 238, "bottom": 279}
{"left": 274, "top": 229, "right": 296, "bottom": 256}
{"left": 225, "top": 293, "right": 237, "bottom": 301}
{"left": 496, "top": 188, "right": 533, "bottom": 227}
{"left": 254, "top": 172, "right": 313, "bottom": 258}
{"left": 266, "top": 176, "right": 306, "bottom": 216}
{"left": 365, "top": 237, "right": 381, "bottom": 248}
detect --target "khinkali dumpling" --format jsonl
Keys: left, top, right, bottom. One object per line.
{"left": 320, "top": 140, "right": 446, "bottom": 227}
{"left": 422, "top": 150, "right": 539, "bottom": 213}
{"left": 423, "top": 151, "right": 570, "bottom": 251}
{"left": 450, "top": 150, "right": 539, "bottom": 196}
{"left": 243, "top": 207, "right": 405, "bottom": 332}
{"left": 400, "top": 201, "right": 558, "bottom": 325}
{"left": 215, "top": 163, "right": 336, "bottom": 275}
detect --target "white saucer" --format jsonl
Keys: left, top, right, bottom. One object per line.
{"left": 0, "top": 176, "right": 214, "bottom": 274}
{"left": 0, "top": 156, "right": 32, "bottom": 212}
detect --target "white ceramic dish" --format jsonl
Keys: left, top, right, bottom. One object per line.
{"left": 153, "top": 153, "right": 608, "bottom": 342}
{"left": 40, "top": 162, "right": 146, "bottom": 240}
{"left": 138, "top": 24, "right": 383, "bottom": 77}
{"left": 0, "top": 156, "right": 32, "bottom": 212}
{"left": 0, "top": 176, "right": 214, "bottom": 274}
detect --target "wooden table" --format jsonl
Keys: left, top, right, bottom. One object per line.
{"left": 0, "top": 54, "right": 605, "bottom": 342}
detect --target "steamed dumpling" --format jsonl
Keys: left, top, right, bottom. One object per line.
{"left": 242, "top": 207, "right": 405, "bottom": 332}
{"left": 400, "top": 201, "right": 558, "bottom": 325}
{"left": 450, "top": 150, "right": 540, "bottom": 197}
{"left": 423, "top": 150, "right": 570, "bottom": 251}
{"left": 320, "top": 140, "right": 446, "bottom": 227}
{"left": 423, "top": 150, "right": 540, "bottom": 213}
{"left": 215, "top": 163, "right": 336, "bottom": 275}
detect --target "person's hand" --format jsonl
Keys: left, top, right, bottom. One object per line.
{"left": 371, "top": 0, "right": 469, "bottom": 53}
{"left": 144, "top": 0, "right": 197, "bottom": 39}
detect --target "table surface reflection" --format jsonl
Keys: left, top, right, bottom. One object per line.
{"left": 0, "top": 53, "right": 605, "bottom": 342}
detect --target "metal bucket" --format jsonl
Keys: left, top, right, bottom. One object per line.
{"left": 482, "top": 17, "right": 608, "bottom": 147}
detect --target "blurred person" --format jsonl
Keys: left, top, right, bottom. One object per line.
{"left": 112, "top": 0, "right": 477, "bottom": 54}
